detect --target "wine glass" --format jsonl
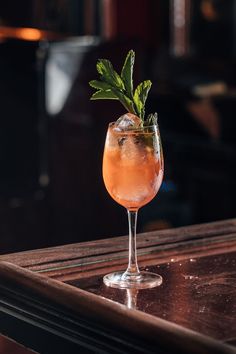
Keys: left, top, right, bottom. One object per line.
{"left": 102, "top": 121, "right": 164, "bottom": 289}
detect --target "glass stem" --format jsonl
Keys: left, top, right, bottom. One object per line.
{"left": 125, "top": 209, "right": 140, "bottom": 276}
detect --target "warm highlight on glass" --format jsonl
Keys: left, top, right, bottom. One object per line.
{"left": 102, "top": 122, "right": 164, "bottom": 289}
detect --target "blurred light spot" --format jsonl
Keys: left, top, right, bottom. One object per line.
{"left": 17, "top": 28, "right": 42, "bottom": 41}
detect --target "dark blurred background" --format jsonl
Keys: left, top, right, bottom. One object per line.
{"left": 0, "top": 0, "right": 236, "bottom": 254}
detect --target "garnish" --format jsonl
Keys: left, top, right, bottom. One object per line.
{"left": 89, "top": 50, "right": 157, "bottom": 126}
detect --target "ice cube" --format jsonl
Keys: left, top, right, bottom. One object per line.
{"left": 114, "top": 113, "right": 142, "bottom": 130}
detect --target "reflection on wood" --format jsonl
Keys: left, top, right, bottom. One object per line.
{"left": 1, "top": 219, "right": 236, "bottom": 353}
{"left": 0, "top": 261, "right": 234, "bottom": 354}
{"left": 0, "top": 334, "right": 37, "bottom": 354}
{"left": 71, "top": 251, "right": 236, "bottom": 342}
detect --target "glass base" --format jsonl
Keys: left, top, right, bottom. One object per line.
{"left": 103, "top": 271, "right": 162, "bottom": 289}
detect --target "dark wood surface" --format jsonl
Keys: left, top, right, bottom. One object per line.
{"left": 1, "top": 219, "right": 236, "bottom": 353}
{"left": 0, "top": 334, "right": 37, "bottom": 354}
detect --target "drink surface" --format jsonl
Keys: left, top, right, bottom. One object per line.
{"left": 103, "top": 125, "right": 163, "bottom": 210}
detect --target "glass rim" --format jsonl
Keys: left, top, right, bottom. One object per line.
{"left": 108, "top": 121, "right": 159, "bottom": 132}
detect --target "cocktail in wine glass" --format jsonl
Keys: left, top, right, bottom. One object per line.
{"left": 102, "top": 115, "right": 163, "bottom": 288}
{"left": 89, "top": 50, "right": 164, "bottom": 289}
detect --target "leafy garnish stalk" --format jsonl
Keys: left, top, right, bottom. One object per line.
{"left": 89, "top": 50, "right": 157, "bottom": 126}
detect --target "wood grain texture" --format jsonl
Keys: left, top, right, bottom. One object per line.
{"left": 0, "top": 218, "right": 236, "bottom": 274}
{"left": 1, "top": 219, "right": 236, "bottom": 353}
{"left": 0, "top": 261, "right": 235, "bottom": 354}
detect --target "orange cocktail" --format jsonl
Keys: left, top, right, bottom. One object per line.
{"left": 103, "top": 123, "right": 163, "bottom": 211}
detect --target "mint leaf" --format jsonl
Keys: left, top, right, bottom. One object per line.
{"left": 90, "top": 50, "right": 156, "bottom": 125}
{"left": 96, "top": 59, "right": 125, "bottom": 91}
{"left": 145, "top": 112, "right": 158, "bottom": 126}
{"left": 121, "top": 50, "right": 135, "bottom": 98}
{"left": 133, "top": 80, "right": 152, "bottom": 120}
{"left": 112, "top": 88, "right": 136, "bottom": 114}
{"left": 91, "top": 90, "right": 119, "bottom": 100}
{"left": 89, "top": 80, "right": 112, "bottom": 91}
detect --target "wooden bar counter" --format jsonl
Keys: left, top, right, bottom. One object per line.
{"left": 1, "top": 219, "right": 236, "bottom": 353}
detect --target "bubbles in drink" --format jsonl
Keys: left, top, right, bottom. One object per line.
{"left": 113, "top": 183, "right": 153, "bottom": 205}
{"left": 120, "top": 135, "right": 144, "bottom": 165}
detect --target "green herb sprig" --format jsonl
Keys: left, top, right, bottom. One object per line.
{"left": 89, "top": 50, "right": 157, "bottom": 125}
